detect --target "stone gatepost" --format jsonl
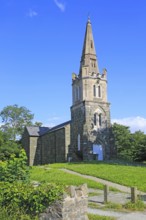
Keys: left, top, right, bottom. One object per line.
{"left": 39, "top": 184, "right": 89, "bottom": 220}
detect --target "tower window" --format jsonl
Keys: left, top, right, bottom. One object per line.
{"left": 94, "top": 113, "right": 97, "bottom": 125}
{"left": 99, "top": 114, "right": 102, "bottom": 127}
{"left": 94, "top": 113, "right": 102, "bottom": 127}
{"left": 93, "top": 85, "right": 96, "bottom": 97}
{"left": 98, "top": 86, "right": 101, "bottom": 97}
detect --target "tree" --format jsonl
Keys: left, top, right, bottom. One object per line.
{"left": 34, "top": 121, "right": 43, "bottom": 127}
{"left": 131, "top": 131, "right": 146, "bottom": 162}
{"left": 112, "top": 123, "right": 133, "bottom": 161}
{"left": 0, "top": 104, "right": 34, "bottom": 141}
{"left": 0, "top": 130, "right": 20, "bottom": 160}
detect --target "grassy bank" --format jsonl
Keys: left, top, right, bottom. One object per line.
{"left": 30, "top": 166, "right": 103, "bottom": 189}
{"left": 48, "top": 162, "right": 146, "bottom": 192}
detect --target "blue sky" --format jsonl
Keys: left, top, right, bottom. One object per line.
{"left": 0, "top": 0, "right": 146, "bottom": 132}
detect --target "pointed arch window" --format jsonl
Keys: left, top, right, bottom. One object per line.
{"left": 98, "top": 85, "right": 101, "bottom": 98}
{"left": 94, "top": 113, "right": 102, "bottom": 127}
{"left": 93, "top": 85, "right": 96, "bottom": 97}
{"left": 94, "top": 113, "right": 97, "bottom": 125}
{"left": 99, "top": 114, "right": 102, "bottom": 127}
{"left": 93, "top": 85, "right": 102, "bottom": 98}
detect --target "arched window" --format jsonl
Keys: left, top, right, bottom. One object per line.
{"left": 98, "top": 85, "right": 101, "bottom": 97}
{"left": 99, "top": 114, "right": 102, "bottom": 127}
{"left": 93, "top": 85, "right": 96, "bottom": 97}
{"left": 94, "top": 113, "right": 97, "bottom": 125}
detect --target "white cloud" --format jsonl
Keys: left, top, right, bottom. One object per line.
{"left": 27, "top": 9, "right": 38, "bottom": 18}
{"left": 54, "top": 0, "right": 66, "bottom": 12}
{"left": 112, "top": 116, "right": 146, "bottom": 133}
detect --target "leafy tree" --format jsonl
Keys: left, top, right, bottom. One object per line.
{"left": 112, "top": 123, "right": 133, "bottom": 161}
{"left": 0, "top": 104, "right": 34, "bottom": 141}
{"left": 0, "top": 129, "right": 21, "bottom": 160}
{"left": 34, "top": 121, "right": 43, "bottom": 127}
{"left": 131, "top": 131, "right": 146, "bottom": 162}
{"left": 112, "top": 123, "right": 146, "bottom": 162}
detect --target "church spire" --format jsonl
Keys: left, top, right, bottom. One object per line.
{"left": 79, "top": 18, "right": 100, "bottom": 77}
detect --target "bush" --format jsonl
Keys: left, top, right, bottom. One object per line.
{"left": 0, "top": 206, "right": 38, "bottom": 220}
{"left": 0, "top": 182, "right": 63, "bottom": 215}
{"left": 0, "top": 149, "right": 29, "bottom": 183}
{"left": 0, "top": 141, "right": 20, "bottom": 161}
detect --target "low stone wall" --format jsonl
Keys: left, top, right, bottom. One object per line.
{"left": 39, "top": 184, "right": 89, "bottom": 220}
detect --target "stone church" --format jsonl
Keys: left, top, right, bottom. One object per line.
{"left": 22, "top": 18, "right": 112, "bottom": 166}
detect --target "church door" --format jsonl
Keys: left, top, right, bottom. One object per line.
{"left": 93, "top": 144, "right": 103, "bottom": 161}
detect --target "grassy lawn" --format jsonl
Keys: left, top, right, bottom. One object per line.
{"left": 48, "top": 162, "right": 146, "bottom": 192}
{"left": 88, "top": 214, "right": 116, "bottom": 220}
{"left": 30, "top": 166, "right": 103, "bottom": 189}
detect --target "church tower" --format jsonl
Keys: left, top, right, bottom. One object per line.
{"left": 70, "top": 18, "right": 111, "bottom": 161}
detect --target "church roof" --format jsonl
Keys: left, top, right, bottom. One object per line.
{"left": 26, "top": 120, "right": 71, "bottom": 137}
{"left": 26, "top": 126, "right": 50, "bottom": 137}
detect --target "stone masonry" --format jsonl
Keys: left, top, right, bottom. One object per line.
{"left": 39, "top": 184, "right": 88, "bottom": 220}
{"left": 69, "top": 18, "right": 111, "bottom": 161}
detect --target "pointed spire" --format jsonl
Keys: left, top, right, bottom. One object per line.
{"left": 79, "top": 18, "right": 99, "bottom": 76}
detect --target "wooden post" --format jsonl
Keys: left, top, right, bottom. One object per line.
{"left": 104, "top": 185, "right": 109, "bottom": 203}
{"left": 131, "top": 187, "right": 137, "bottom": 203}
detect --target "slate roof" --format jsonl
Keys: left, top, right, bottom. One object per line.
{"left": 26, "top": 126, "right": 50, "bottom": 137}
{"left": 26, "top": 120, "right": 71, "bottom": 137}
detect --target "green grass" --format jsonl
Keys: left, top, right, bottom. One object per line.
{"left": 88, "top": 213, "right": 116, "bottom": 220}
{"left": 89, "top": 201, "right": 146, "bottom": 212}
{"left": 30, "top": 166, "right": 104, "bottom": 189}
{"left": 89, "top": 192, "right": 101, "bottom": 197}
{"left": 48, "top": 162, "right": 146, "bottom": 192}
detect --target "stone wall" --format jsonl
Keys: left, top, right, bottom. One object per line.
{"left": 70, "top": 102, "right": 85, "bottom": 160}
{"left": 22, "top": 129, "right": 39, "bottom": 166}
{"left": 70, "top": 98, "right": 111, "bottom": 161}
{"left": 21, "top": 128, "right": 30, "bottom": 164}
{"left": 39, "top": 184, "right": 88, "bottom": 220}
{"left": 41, "top": 125, "right": 70, "bottom": 164}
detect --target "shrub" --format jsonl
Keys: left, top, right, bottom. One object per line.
{"left": 0, "top": 149, "right": 29, "bottom": 183}
{"left": 0, "top": 182, "right": 63, "bottom": 215}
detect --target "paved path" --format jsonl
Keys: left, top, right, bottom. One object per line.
{"left": 61, "top": 168, "right": 146, "bottom": 219}
{"left": 61, "top": 168, "right": 144, "bottom": 194}
{"left": 88, "top": 208, "right": 146, "bottom": 220}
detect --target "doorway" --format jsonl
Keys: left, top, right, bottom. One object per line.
{"left": 93, "top": 144, "right": 103, "bottom": 161}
